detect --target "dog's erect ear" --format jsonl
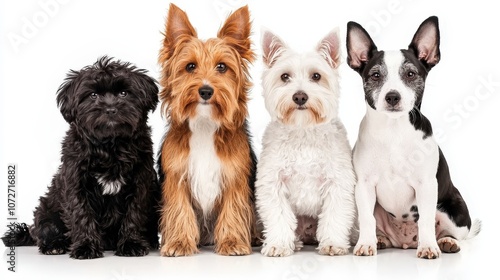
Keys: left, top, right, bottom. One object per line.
{"left": 408, "top": 16, "right": 440, "bottom": 69}
{"left": 261, "top": 29, "right": 286, "bottom": 67}
{"left": 317, "top": 28, "right": 341, "bottom": 69}
{"left": 346, "top": 21, "right": 377, "bottom": 73}
{"left": 131, "top": 70, "right": 159, "bottom": 113}
{"left": 161, "top": 4, "right": 197, "bottom": 60}
{"left": 56, "top": 70, "right": 80, "bottom": 123}
{"left": 217, "top": 5, "right": 254, "bottom": 62}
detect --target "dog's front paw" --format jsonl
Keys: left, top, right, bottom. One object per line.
{"left": 116, "top": 240, "right": 149, "bottom": 257}
{"left": 416, "top": 244, "right": 441, "bottom": 259}
{"left": 70, "top": 243, "right": 103, "bottom": 259}
{"left": 318, "top": 245, "right": 349, "bottom": 256}
{"left": 353, "top": 243, "right": 377, "bottom": 256}
{"left": 261, "top": 244, "right": 294, "bottom": 257}
{"left": 161, "top": 240, "right": 198, "bottom": 257}
{"left": 40, "top": 246, "right": 66, "bottom": 255}
{"left": 437, "top": 237, "right": 460, "bottom": 253}
{"left": 216, "top": 239, "right": 251, "bottom": 256}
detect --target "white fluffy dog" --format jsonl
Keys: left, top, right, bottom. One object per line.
{"left": 255, "top": 29, "right": 357, "bottom": 257}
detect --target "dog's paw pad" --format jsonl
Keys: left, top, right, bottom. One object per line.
{"left": 353, "top": 243, "right": 377, "bottom": 256}
{"left": 261, "top": 245, "right": 294, "bottom": 257}
{"left": 438, "top": 237, "right": 460, "bottom": 253}
{"left": 116, "top": 240, "right": 149, "bottom": 257}
{"left": 160, "top": 241, "right": 198, "bottom": 257}
{"left": 70, "top": 244, "right": 103, "bottom": 259}
{"left": 377, "top": 235, "right": 392, "bottom": 250}
{"left": 216, "top": 240, "right": 251, "bottom": 256}
{"left": 318, "top": 245, "right": 348, "bottom": 256}
{"left": 416, "top": 245, "right": 441, "bottom": 259}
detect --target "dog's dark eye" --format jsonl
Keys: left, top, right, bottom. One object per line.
{"left": 216, "top": 63, "right": 227, "bottom": 73}
{"left": 311, "top": 73, "right": 321, "bottom": 81}
{"left": 186, "top": 63, "right": 196, "bottom": 73}
{"left": 119, "top": 91, "right": 128, "bottom": 97}
{"left": 90, "top": 92, "right": 98, "bottom": 99}
{"left": 281, "top": 73, "right": 290, "bottom": 82}
{"left": 406, "top": 71, "right": 416, "bottom": 79}
{"left": 371, "top": 72, "right": 381, "bottom": 81}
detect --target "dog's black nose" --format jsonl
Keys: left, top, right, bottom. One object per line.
{"left": 293, "top": 91, "right": 308, "bottom": 106}
{"left": 385, "top": 91, "right": 401, "bottom": 106}
{"left": 198, "top": 85, "right": 214, "bottom": 101}
{"left": 106, "top": 108, "right": 117, "bottom": 115}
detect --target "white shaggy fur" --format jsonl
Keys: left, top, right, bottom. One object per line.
{"left": 256, "top": 29, "right": 357, "bottom": 257}
{"left": 97, "top": 175, "right": 124, "bottom": 195}
{"left": 188, "top": 105, "right": 222, "bottom": 215}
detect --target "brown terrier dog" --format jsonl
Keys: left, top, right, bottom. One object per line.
{"left": 157, "top": 4, "right": 257, "bottom": 256}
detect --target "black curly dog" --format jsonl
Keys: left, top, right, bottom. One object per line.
{"left": 2, "top": 57, "right": 160, "bottom": 259}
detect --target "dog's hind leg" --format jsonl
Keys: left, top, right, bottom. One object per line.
{"left": 32, "top": 195, "right": 70, "bottom": 255}
{"left": 376, "top": 234, "right": 393, "bottom": 250}
{"left": 435, "top": 148, "right": 478, "bottom": 253}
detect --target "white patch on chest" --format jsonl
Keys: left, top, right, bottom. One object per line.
{"left": 188, "top": 109, "right": 222, "bottom": 215}
{"left": 96, "top": 175, "right": 124, "bottom": 195}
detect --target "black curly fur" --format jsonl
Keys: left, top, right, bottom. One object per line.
{"left": 2, "top": 57, "right": 161, "bottom": 259}
{"left": 2, "top": 223, "right": 35, "bottom": 246}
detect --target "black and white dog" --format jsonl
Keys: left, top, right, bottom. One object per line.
{"left": 346, "top": 16, "right": 481, "bottom": 259}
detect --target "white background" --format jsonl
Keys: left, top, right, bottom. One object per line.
{"left": 0, "top": 0, "right": 498, "bottom": 279}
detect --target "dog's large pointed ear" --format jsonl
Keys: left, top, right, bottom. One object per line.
{"left": 317, "top": 28, "right": 341, "bottom": 69}
{"left": 56, "top": 70, "right": 80, "bottom": 123}
{"left": 408, "top": 16, "right": 440, "bottom": 69}
{"left": 261, "top": 29, "right": 286, "bottom": 67}
{"left": 161, "top": 4, "right": 197, "bottom": 60}
{"left": 132, "top": 70, "right": 159, "bottom": 112}
{"left": 346, "top": 21, "right": 377, "bottom": 73}
{"left": 217, "top": 5, "right": 254, "bottom": 62}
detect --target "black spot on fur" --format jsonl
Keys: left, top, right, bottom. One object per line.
{"left": 413, "top": 213, "right": 420, "bottom": 222}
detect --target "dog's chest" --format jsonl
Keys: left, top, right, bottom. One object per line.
{"left": 271, "top": 124, "right": 341, "bottom": 216}
{"left": 355, "top": 115, "right": 439, "bottom": 214}
{"left": 96, "top": 175, "right": 124, "bottom": 195}
{"left": 188, "top": 118, "right": 222, "bottom": 214}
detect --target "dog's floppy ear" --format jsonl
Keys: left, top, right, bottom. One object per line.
{"left": 317, "top": 28, "right": 341, "bottom": 69}
{"left": 346, "top": 21, "right": 377, "bottom": 73}
{"left": 161, "top": 3, "right": 197, "bottom": 61}
{"left": 131, "top": 70, "right": 159, "bottom": 112}
{"left": 56, "top": 70, "right": 80, "bottom": 123}
{"left": 261, "top": 29, "right": 286, "bottom": 67}
{"left": 217, "top": 5, "right": 254, "bottom": 63}
{"left": 408, "top": 16, "right": 440, "bottom": 69}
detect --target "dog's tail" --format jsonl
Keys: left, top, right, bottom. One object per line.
{"left": 2, "top": 222, "right": 35, "bottom": 246}
{"left": 466, "top": 219, "right": 482, "bottom": 239}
